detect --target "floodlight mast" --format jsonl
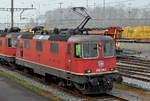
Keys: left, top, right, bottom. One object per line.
{"left": 72, "top": 7, "right": 91, "bottom": 30}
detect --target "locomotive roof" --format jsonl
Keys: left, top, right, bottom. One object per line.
{"left": 19, "top": 34, "right": 113, "bottom": 42}
{"left": 0, "top": 32, "right": 32, "bottom": 38}
{"left": 68, "top": 35, "right": 113, "bottom": 42}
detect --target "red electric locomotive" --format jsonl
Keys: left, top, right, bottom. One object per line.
{"left": 0, "top": 27, "right": 22, "bottom": 65}
{"left": 15, "top": 31, "right": 121, "bottom": 94}
{"left": 15, "top": 7, "right": 122, "bottom": 94}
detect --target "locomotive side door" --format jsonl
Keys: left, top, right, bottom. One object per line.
{"left": 5, "top": 38, "right": 12, "bottom": 54}
{"left": 66, "top": 44, "right": 72, "bottom": 71}
{"left": 17, "top": 39, "right": 23, "bottom": 58}
{"left": 20, "top": 41, "right": 24, "bottom": 57}
{"left": 4, "top": 38, "right": 8, "bottom": 54}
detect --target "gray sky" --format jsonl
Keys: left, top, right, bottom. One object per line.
{"left": 0, "top": 0, "right": 149, "bottom": 23}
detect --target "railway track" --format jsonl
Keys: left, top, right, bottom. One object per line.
{"left": 0, "top": 64, "right": 127, "bottom": 101}
{"left": 94, "top": 94, "right": 128, "bottom": 101}
{"left": 117, "top": 55, "right": 150, "bottom": 63}
{"left": 117, "top": 56, "right": 150, "bottom": 82}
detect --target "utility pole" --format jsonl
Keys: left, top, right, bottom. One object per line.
{"left": 103, "top": 0, "right": 106, "bottom": 27}
{"left": 0, "top": 0, "right": 35, "bottom": 28}
{"left": 58, "top": 2, "right": 63, "bottom": 9}
{"left": 11, "top": 0, "right": 14, "bottom": 28}
{"left": 103, "top": 0, "right": 105, "bottom": 18}
{"left": 128, "top": 2, "right": 132, "bottom": 18}
{"left": 58, "top": 2, "right": 63, "bottom": 27}
{"left": 128, "top": 2, "right": 132, "bottom": 26}
{"left": 86, "top": 0, "right": 89, "bottom": 8}
{"left": 94, "top": 0, "right": 96, "bottom": 8}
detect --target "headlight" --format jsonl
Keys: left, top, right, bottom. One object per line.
{"left": 110, "top": 67, "right": 115, "bottom": 71}
{"left": 85, "top": 69, "right": 92, "bottom": 73}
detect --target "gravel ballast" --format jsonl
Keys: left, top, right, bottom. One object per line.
{"left": 123, "top": 76, "right": 150, "bottom": 91}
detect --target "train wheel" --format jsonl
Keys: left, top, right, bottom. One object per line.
{"left": 73, "top": 83, "right": 86, "bottom": 94}
{"left": 23, "top": 68, "right": 29, "bottom": 73}
{"left": 58, "top": 80, "right": 66, "bottom": 88}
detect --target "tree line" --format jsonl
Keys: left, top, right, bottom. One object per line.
{"left": 34, "top": 5, "right": 150, "bottom": 28}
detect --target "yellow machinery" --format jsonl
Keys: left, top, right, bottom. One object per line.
{"left": 121, "top": 26, "right": 150, "bottom": 39}
{"left": 20, "top": 29, "right": 34, "bottom": 34}
{"left": 20, "top": 28, "right": 54, "bottom": 34}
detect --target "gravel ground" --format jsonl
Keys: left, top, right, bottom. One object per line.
{"left": 108, "top": 89, "right": 143, "bottom": 101}
{"left": 120, "top": 42, "right": 150, "bottom": 59}
{"left": 0, "top": 75, "right": 51, "bottom": 101}
{"left": 107, "top": 77, "right": 146, "bottom": 101}
{"left": 113, "top": 76, "right": 150, "bottom": 101}
{"left": 0, "top": 66, "right": 147, "bottom": 101}
{"left": 0, "top": 67, "right": 83, "bottom": 101}
{"left": 123, "top": 76, "right": 150, "bottom": 91}
{"left": 108, "top": 76, "right": 150, "bottom": 101}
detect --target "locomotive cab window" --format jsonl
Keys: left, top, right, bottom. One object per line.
{"left": 24, "top": 40, "right": 30, "bottom": 49}
{"left": 8, "top": 38, "right": 17, "bottom": 48}
{"left": 36, "top": 41, "right": 43, "bottom": 51}
{"left": 75, "top": 43, "right": 82, "bottom": 58}
{"left": 8, "top": 38, "right": 12, "bottom": 47}
{"left": 0, "top": 40, "right": 2, "bottom": 46}
{"left": 102, "top": 41, "right": 115, "bottom": 58}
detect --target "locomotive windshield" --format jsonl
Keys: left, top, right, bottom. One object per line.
{"left": 102, "top": 41, "right": 115, "bottom": 58}
{"left": 75, "top": 43, "right": 98, "bottom": 59}
{"left": 82, "top": 43, "right": 98, "bottom": 59}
